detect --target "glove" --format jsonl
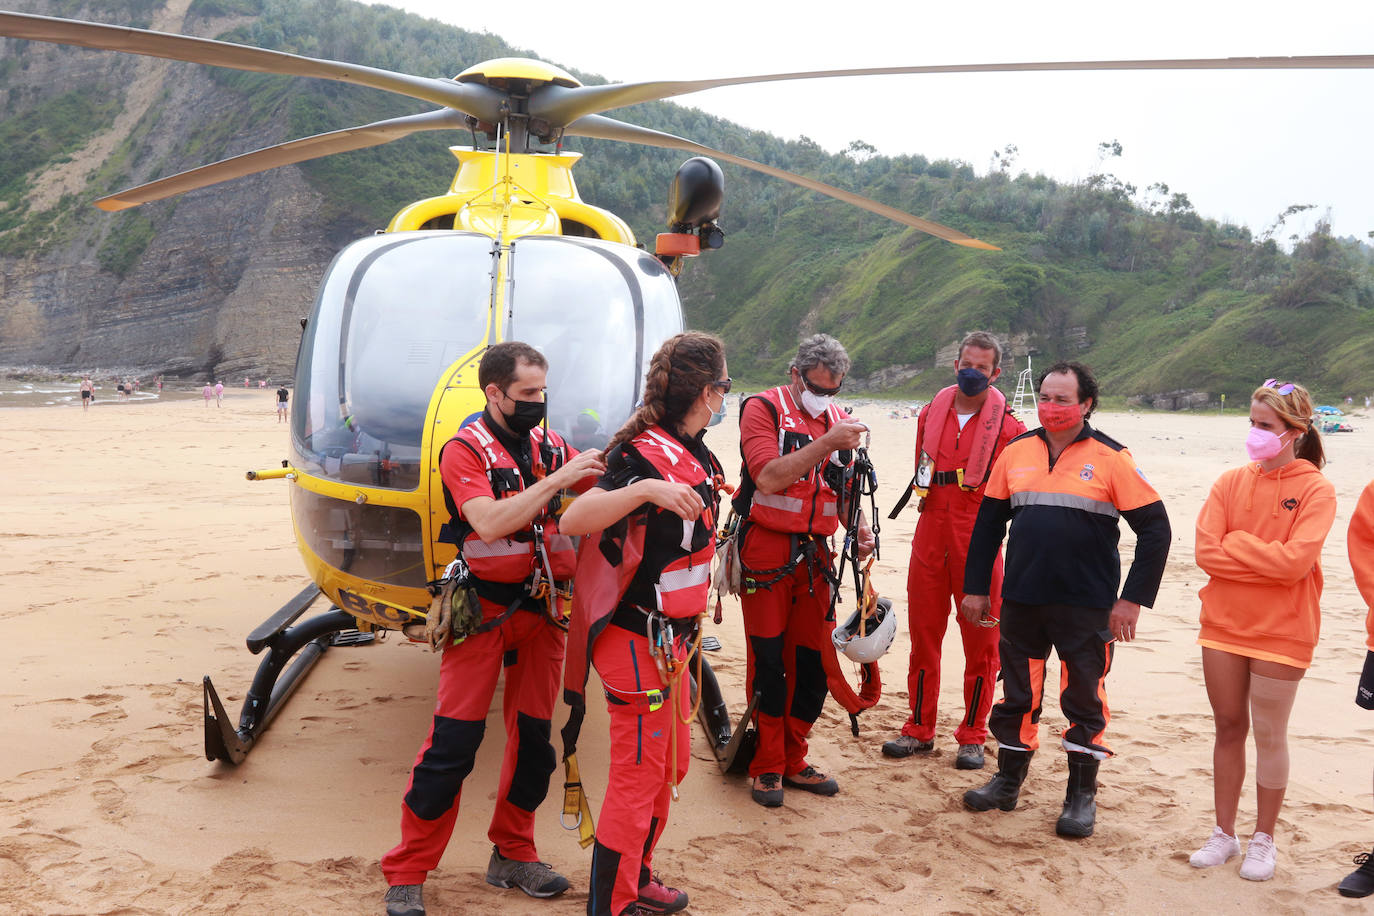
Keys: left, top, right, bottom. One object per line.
{"left": 426, "top": 583, "right": 454, "bottom": 652}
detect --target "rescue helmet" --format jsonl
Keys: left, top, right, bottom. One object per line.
{"left": 832, "top": 596, "right": 896, "bottom": 663}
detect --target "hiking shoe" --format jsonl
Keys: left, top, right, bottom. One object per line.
{"left": 485, "top": 847, "right": 571, "bottom": 898}
{"left": 882, "top": 734, "right": 934, "bottom": 758}
{"left": 383, "top": 884, "right": 425, "bottom": 916}
{"left": 955, "top": 743, "right": 986, "bottom": 770}
{"left": 751, "top": 772, "right": 783, "bottom": 807}
{"left": 638, "top": 874, "right": 688, "bottom": 914}
{"left": 784, "top": 765, "right": 839, "bottom": 796}
{"left": 1339, "top": 848, "right": 1374, "bottom": 897}
{"left": 1189, "top": 826, "right": 1241, "bottom": 868}
{"left": 1239, "top": 832, "right": 1276, "bottom": 881}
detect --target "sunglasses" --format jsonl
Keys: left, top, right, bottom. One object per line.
{"left": 1263, "top": 378, "right": 1296, "bottom": 396}
{"left": 795, "top": 369, "right": 843, "bottom": 397}
{"left": 712, "top": 377, "right": 733, "bottom": 393}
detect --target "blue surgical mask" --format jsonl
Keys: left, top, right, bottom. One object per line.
{"left": 708, "top": 392, "right": 728, "bottom": 427}
{"left": 956, "top": 367, "right": 990, "bottom": 397}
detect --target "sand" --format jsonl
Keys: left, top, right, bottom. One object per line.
{"left": 6, "top": 389, "right": 1374, "bottom": 915}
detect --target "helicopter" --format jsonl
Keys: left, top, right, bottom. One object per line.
{"left": 1, "top": 9, "right": 1370, "bottom": 769}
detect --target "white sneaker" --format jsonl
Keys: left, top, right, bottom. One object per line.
{"left": 1189, "top": 826, "right": 1241, "bottom": 868}
{"left": 1239, "top": 831, "right": 1277, "bottom": 881}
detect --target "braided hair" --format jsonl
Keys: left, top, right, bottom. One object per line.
{"left": 1251, "top": 382, "right": 1325, "bottom": 469}
{"left": 608, "top": 331, "right": 725, "bottom": 451}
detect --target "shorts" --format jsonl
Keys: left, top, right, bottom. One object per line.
{"left": 81, "top": 390, "right": 91, "bottom": 400}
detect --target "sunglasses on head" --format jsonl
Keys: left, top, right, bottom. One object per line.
{"left": 712, "top": 377, "right": 733, "bottom": 393}
{"left": 1263, "top": 378, "right": 1296, "bottom": 396}
{"left": 795, "top": 368, "right": 843, "bottom": 397}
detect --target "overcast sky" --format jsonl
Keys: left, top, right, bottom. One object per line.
{"left": 370, "top": 0, "right": 1373, "bottom": 244}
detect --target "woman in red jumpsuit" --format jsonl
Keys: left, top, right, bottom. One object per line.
{"left": 561, "top": 331, "right": 729, "bottom": 916}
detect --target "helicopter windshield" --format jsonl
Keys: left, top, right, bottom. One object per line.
{"left": 507, "top": 236, "right": 682, "bottom": 451}
{"left": 292, "top": 232, "right": 495, "bottom": 490}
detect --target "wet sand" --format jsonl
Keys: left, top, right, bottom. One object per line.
{"left": 5, "top": 391, "right": 1374, "bottom": 914}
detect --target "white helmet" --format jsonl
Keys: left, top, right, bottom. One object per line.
{"left": 832, "top": 596, "right": 896, "bottom": 663}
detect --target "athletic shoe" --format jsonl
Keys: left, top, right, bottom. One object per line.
{"left": 1239, "top": 832, "right": 1276, "bottom": 881}
{"left": 1189, "top": 826, "right": 1241, "bottom": 868}
{"left": 638, "top": 874, "right": 689, "bottom": 914}
{"left": 751, "top": 772, "right": 783, "bottom": 807}
{"left": 882, "top": 735, "right": 934, "bottom": 758}
{"left": 1340, "top": 849, "right": 1374, "bottom": 898}
{"left": 784, "top": 765, "right": 839, "bottom": 796}
{"left": 955, "top": 744, "right": 986, "bottom": 770}
{"left": 383, "top": 883, "right": 425, "bottom": 916}
{"left": 485, "top": 847, "right": 571, "bottom": 898}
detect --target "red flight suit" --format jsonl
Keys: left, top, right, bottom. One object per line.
{"left": 738, "top": 385, "right": 849, "bottom": 779}
{"left": 901, "top": 387, "right": 1024, "bottom": 745}
{"left": 381, "top": 413, "right": 580, "bottom": 886}
{"left": 565, "top": 425, "right": 721, "bottom": 916}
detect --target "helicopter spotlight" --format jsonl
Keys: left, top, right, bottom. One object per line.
{"left": 1, "top": 10, "right": 1371, "bottom": 764}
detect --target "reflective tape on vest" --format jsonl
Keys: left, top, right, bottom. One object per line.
{"left": 752, "top": 491, "right": 804, "bottom": 513}
{"left": 1010, "top": 490, "right": 1120, "bottom": 519}
{"left": 463, "top": 538, "right": 535, "bottom": 559}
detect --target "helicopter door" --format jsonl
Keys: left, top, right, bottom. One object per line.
{"left": 506, "top": 236, "right": 683, "bottom": 451}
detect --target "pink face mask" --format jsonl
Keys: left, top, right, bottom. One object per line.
{"left": 1037, "top": 401, "right": 1082, "bottom": 433}
{"left": 1245, "top": 426, "right": 1290, "bottom": 461}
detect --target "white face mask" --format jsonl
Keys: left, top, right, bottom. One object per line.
{"left": 800, "top": 388, "right": 832, "bottom": 418}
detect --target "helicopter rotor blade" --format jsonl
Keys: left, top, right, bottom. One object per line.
{"left": 95, "top": 109, "right": 472, "bottom": 211}
{"left": 564, "top": 115, "right": 999, "bottom": 250}
{"left": 532, "top": 54, "right": 1374, "bottom": 125}
{"left": 0, "top": 11, "right": 505, "bottom": 122}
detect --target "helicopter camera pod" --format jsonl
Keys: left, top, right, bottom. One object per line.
{"left": 700, "top": 223, "right": 725, "bottom": 250}
{"left": 666, "top": 157, "right": 724, "bottom": 231}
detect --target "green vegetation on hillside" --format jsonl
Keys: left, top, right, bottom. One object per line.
{"left": 1, "top": 0, "right": 1372, "bottom": 401}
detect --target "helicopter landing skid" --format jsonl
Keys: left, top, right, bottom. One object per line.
{"left": 203, "top": 585, "right": 368, "bottom": 764}
{"left": 694, "top": 656, "right": 759, "bottom": 775}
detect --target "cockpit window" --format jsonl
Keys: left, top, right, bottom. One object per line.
{"left": 293, "top": 232, "right": 495, "bottom": 489}
{"left": 507, "top": 237, "right": 682, "bottom": 451}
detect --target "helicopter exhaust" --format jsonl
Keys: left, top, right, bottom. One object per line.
{"left": 203, "top": 585, "right": 370, "bottom": 764}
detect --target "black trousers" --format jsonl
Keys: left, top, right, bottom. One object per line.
{"left": 988, "top": 599, "right": 1114, "bottom": 758}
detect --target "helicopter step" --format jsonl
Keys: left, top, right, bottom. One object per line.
{"left": 694, "top": 656, "right": 759, "bottom": 775}
{"left": 203, "top": 586, "right": 375, "bottom": 764}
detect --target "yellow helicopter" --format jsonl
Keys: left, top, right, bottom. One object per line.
{"left": 2, "top": 9, "right": 1369, "bottom": 765}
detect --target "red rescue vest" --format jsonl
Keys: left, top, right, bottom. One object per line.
{"left": 448, "top": 418, "right": 577, "bottom": 583}
{"left": 744, "top": 385, "right": 846, "bottom": 536}
{"left": 914, "top": 385, "right": 1008, "bottom": 496}
{"left": 629, "top": 426, "right": 718, "bottom": 618}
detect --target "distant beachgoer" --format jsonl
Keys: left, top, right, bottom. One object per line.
{"left": 1189, "top": 379, "right": 1334, "bottom": 881}
{"left": 80, "top": 376, "right": 93, "bottom": 411}
{"left": 244, "top": 377, "right": 249, "bottom": 388}
{"left": 215, "top": 381, "right": 224, "bottom": 407}
{"left": 156, "top": 375, "right": 163, "bottom": 393}
{"left": 259, "top": 379, "right": 266, "bottom": 388}
{"left": 276, "top": 386, "right": 289, "bottom": 423}
{"left": 117, "top": 381, "right": 126, "bottom": 400}
{"left": 203, "top": 383, "right": 213, "bottom": 406}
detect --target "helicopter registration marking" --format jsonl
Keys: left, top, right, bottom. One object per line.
{"left": 336, "top": 587, "right": 425, "bottom": 627}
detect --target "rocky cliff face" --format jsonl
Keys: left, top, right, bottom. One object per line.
{"left": 0, "top": 0, "right": 342, "bottom": 381}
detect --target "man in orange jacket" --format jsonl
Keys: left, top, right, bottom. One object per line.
{"left": 883, "top": 331, "right": 1025, "bottom": 770}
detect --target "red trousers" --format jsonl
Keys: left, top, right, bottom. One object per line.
{"left": 903, "top": 509, "right": 1003, "bottom": 745}
{"left": 381, "top": 597, "right": 565, "bottom": 886}
{"left": 587, "top": 623, "right": 691, "bottom": 916}
{"left": 739, "top": 525, "right": 834, "bottom": 778}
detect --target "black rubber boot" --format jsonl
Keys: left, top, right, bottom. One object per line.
{"left": 1339, "top": 848, "right": 1374, "bottom": 897}
{"left": 963, "top": 748, "right": 1033, "bottom": 811}
{"left": 1055, "top": 751, "right": 1099, "bottom": 838}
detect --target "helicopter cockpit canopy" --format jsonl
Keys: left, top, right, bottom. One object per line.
{"left": 289, "top": 231, "right": 683, "bottom": 587}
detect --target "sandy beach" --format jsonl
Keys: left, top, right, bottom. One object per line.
{"left": 6, "top": 389, "right": 1374, "bottom": 914}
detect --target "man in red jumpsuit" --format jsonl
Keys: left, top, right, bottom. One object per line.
{"left": 381, "top": 342, "right": 606, "bottom": 916}
{"left": 736, "top": 334, "right": 874, "bottom": 807}
{"left": 882, "top": 332, "right": 1024, "bottom": 770}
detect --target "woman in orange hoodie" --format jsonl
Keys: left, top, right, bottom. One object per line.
{"left": 1338, "top": 482, "right": 1374, "bottom": 897}
{"left": 1189, "top": 379, "right": 1336, "bottom": 882}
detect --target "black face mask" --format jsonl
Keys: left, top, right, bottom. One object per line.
{"left": 501, "top": 395, "right": 546, "bottom": 434}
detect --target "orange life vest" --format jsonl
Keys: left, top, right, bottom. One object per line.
{"left": 446, "top": 418, "right": 577, "bottom": 583}
{"left": 743, "top": 385, "right": 846, "bottom": 536}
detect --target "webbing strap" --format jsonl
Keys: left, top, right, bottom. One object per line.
{"left": 560, "top": 753, "right": 596, "bottom": 848}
